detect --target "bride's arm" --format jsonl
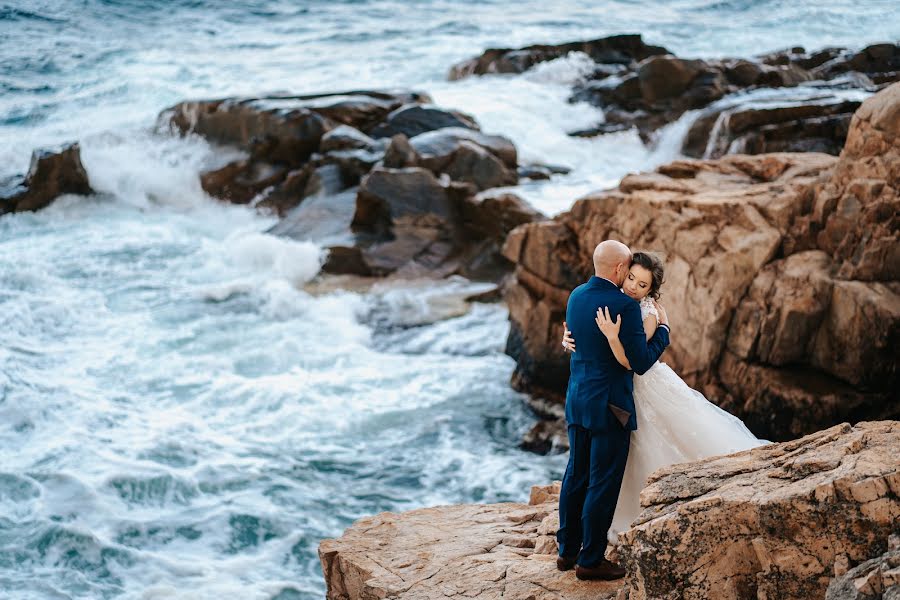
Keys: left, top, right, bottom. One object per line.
{"left": 643, "top": 314, "right": 658, "bottom": 341}
{"left": 595, "top": 307, "right": 631, "bottom": 370}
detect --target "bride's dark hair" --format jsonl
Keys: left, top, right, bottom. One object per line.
{"left": 630, "top": 252, "right": 665, "bottom": 300}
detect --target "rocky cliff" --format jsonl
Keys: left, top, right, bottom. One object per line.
{"left": 319, "top": 421, "right": 899, "bottom": 599}
{"left": 503, "top": 82, "right": 900, "bottom": 447}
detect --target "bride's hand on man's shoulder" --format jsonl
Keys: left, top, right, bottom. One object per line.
{"left": 595, "top": 306, "right": 621, "bottom": 339}
{"left": 562, "top": 321, "right": 576, "bottom": 352}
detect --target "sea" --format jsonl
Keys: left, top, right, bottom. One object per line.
{"left": 1, "top": 1, "right": 898, "bottom": 598}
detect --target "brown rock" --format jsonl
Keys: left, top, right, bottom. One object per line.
{"left": 448, "top": 34, "right": 669, "bottom": 80}
{"left": 621, "top": 421, "right": 900, "bottom": 600}
{"left": 504, "top": 85, "right": 900, "bottom": 445}
{"left": 1, "top": 142, "right": 93, "bottom": 214}
{"left": 815, "top": 81, "right": 900, "bottom": 280}
{"left": 318, "top": 482, "right": 622, "bottom": 600}
{"left": 199, "top": 159, "right": 286, "bottom": 204}
{"left": 685, "top": 100, "right": 861, "bottom": 159}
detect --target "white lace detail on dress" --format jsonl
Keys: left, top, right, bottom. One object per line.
{"left": 639, "top": 296, "right": 658, "bottom": 323}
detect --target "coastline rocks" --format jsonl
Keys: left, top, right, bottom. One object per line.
{"left": 448, "top": 34, "right": 669, "bottom": 80}
{"left": 453, "top": 35, "right": 897, "bottom": 159}
{"left": 501, "top": 82, "right": 900, "bottom": 447}
{"left": 318, "top": 422, "right": 899, "bottom": 599}
{"left": 0, "top": 142, "right": 93, "bottom": 214}
{"left": 621, "top": 421, "right": 900, "bottom": 600}
{"left": 318, "top": 482, "right": 623, "bottom": 600}
{"left": 348, "top": 168, "right": 541, "bottom": 279}
{"left": 162, "top": 90, "right": 533, "bottom": 281}
{"left": 826, "top": 544, "right": 900, "bottom": 600}
{"left": 684, "top": 99, "right": 861, "bottom": 159}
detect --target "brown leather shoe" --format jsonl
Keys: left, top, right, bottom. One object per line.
{"left": 575, "top": 559, "right": 626, "bottom": 580}
{"left": 556, "top": 555, "right": 578, "bottom": 571}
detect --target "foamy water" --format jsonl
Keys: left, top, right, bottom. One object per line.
{"left": 1, "top": 1, "right": 898, "bottom": 597}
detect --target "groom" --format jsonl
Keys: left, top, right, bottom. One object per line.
{"left": 556, "top": 240, "right": 670, "bottom": 580}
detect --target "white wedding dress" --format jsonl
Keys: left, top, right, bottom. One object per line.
{"left": 607, "top": 297, "right": 766, "bottom": 544}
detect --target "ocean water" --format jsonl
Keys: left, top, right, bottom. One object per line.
{"left": 1, "top": 1, "right": 898, "bottom": 598}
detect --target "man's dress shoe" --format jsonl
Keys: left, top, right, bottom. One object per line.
{"left": 575, "top": 559, "right": 626, "bottom": 580}
{"left": 556, "top": 555, "right": 578, "bottom": 571}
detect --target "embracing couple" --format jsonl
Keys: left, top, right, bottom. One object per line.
{"left": 556, "top": 240, "right": 764, "bottom": 580}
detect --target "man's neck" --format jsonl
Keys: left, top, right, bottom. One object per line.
{"left": 595, "top": 274, "right": 619, "bottom": 287}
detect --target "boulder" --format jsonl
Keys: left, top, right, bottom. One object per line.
{"left": 0, "top": 142, "right": 93, "bottom": 214}
{"left": 318, "top": 482, "right": 623, "bottom": 600}
{"left": 621, "top": 421, "right": 900, "bottom": 600}
{"left": 410, "top": 127, "right": 518, "bottom": 171}
{"left": 369, "top": 104, "right": 480, "bottom": 139}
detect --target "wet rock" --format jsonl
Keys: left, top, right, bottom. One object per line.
{"left": 382, "top": 134, "right": 420, "bottom": 169}
{"left": 622, "top": 421, "right": 900, "bottom": 600}
{"left": 200, "top": 159, "right": 286, "bottom": 205}
{"left": 320, "top": 124, "right": 380, "bottom": 153}
{"left": 410, "top": 127, "right": 517, "bottom": 171}
{"left": 369, "top": 104, "right": 480, "bottom": 139}
{"left": 684, "top": 99, "right": 861, "bottom": 159}
{"left": 448, "top": 34, "right": 669, "bottom": 80}
{"left": 0, "top": 142, "right": 93, "bottom": 214}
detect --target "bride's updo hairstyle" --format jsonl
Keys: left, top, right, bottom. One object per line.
{"left": 631, "top": 252, "right": 665, "bottom": 300}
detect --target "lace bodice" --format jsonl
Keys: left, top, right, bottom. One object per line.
{"left": 639, "top": 296, "right": 658, "bottom": 323}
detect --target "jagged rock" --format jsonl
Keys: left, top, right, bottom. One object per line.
{"left": 684, "top": 99, "right": 861, "bottom": 159}
{"left": 164, "top": 91, "right": 428, "bottom": 157}
{"left": 813, "top": 81, "right": 900, "bottom": 280}
{"left": 448, "top": 34, "right": 669, "bottom": 80}
{"left": 502, "top": 85, "right": 900, "bottom": 446}
{"left": 369, "top": 104, "right": 480, "bottom": 139}
{"left": 318, "top": 482, "right": 622, "bottom": 600}
{"left": 826, "top": 545, "right": 900, "bottom": 599}
{"left": 0, "top": 142, "right": 93, "bottom": 214}
{"left": 621, "top": 421, "right": 900, "bottom": 600}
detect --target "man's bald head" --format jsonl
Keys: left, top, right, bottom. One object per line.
{"left": 593, "top": 240, "right": 632, "bottom": 285}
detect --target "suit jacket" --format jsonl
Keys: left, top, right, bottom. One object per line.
{"left": 564, "top": 276, "right": 670, "bottom": 431}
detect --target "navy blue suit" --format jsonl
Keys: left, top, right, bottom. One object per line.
{"left": 557, "top": 276, "right": 669, "bottom": 567}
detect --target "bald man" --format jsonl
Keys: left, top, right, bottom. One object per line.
{"left": 556, "top": 240, "right": 670, "bottom": 580}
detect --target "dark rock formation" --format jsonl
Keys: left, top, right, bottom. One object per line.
{"left": 0, "top": 143, "right": 93, "bottom": 214}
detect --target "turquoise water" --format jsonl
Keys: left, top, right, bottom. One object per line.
{"left": 1, "top": 1, "right": 898, "bottom": 598}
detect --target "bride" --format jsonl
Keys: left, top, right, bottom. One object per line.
{"left": 561, "top": 251, "right": 765, "bottom": 544}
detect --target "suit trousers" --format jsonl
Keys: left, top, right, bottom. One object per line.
{"left": 556, "top": 423, "right": 631, "bottom": 567}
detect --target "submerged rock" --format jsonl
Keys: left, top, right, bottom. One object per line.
{"left": 0, "top": 142, "right": 93, "bottom": 214}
